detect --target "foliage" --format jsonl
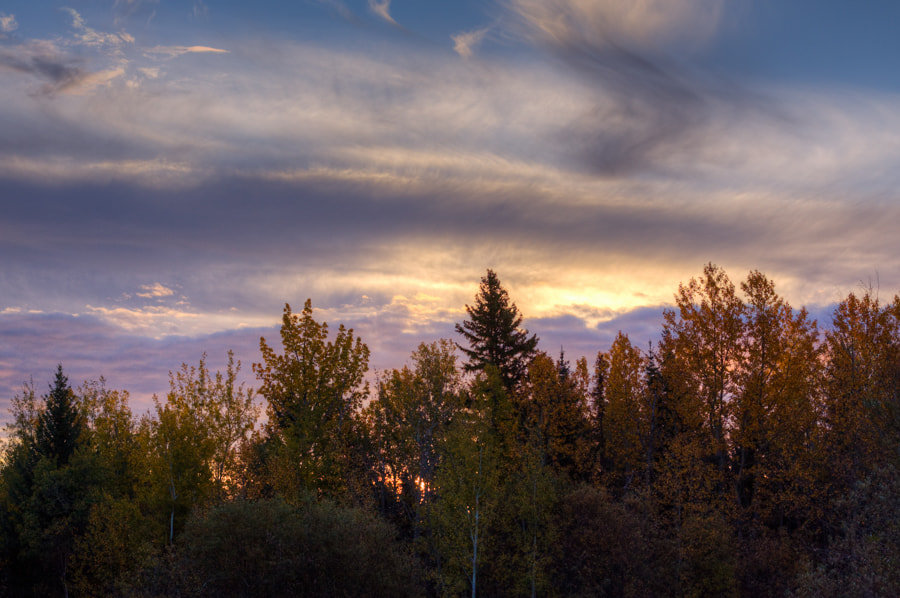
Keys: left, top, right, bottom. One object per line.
{"left": 550, "top": 486, "right": 669, "bottom": 597}
{"left": 430, "top": 367, "right": 509, "bottom": 598}
{"left": 366, "top": 340, "right": 463, "bottom": 541}
{"left": 5, "top": 267, "right": 900, "bottom": 597}
{"left": 36, "top": 365, "right": 84, "bottom": 467}
{"left": 145, "top": 353, "right": 257, "bottom": 544}
{"left": 456, "top": 269, "right": 538, "bottom": 391}
{"left": 254, "top": 300, "right": 369, "bottom": 499}
{"left": 142, "top": 498, "right": 423, "bottom": 598}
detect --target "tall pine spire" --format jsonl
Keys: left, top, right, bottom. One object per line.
{"left": 36, "top": 364, "right": 83, "bottom": 466}
{"left": 455, "top": 269, "right": 538, "bottom": 391}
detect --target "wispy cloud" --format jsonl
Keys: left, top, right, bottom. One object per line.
{"left": 192, "top": 1, "right": 209, "bottom": 19}
{"left": 497, "top": 0, "right": 751, "bottom": 178}
{"left": 452, "top": 27, "right": 490, "bottom": 59}
{"left": 506, "top": 0, "right": 723, "bottom": 53}
{"left": 112, "top": 0, "right": 159, "bottom": 25}
{"left": 136, "top": 283, "right": 176, "bottom": 299}
{"left": 0, "top": 42, "right": 90, "bottom": 95}
{"left": 145, "top": 45, "right": 229, "bottom": 58}
{"left": 0, "top": 13, "right": 17, "bottom": 33}
{"left": 63, "top": 8, "right": 135, "bottom": 48}
{"left": 368, "top": 0, "right": 396, "bottom": 25}
{"left": 85, "top": 304, "right": 200, "bottom": 336}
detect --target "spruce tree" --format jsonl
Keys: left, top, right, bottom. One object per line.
{"left": 455, "top": 269, "right": 538, "bottom": 391}
{"left": 36, "top": 364, "right": 83, "bottom": 466}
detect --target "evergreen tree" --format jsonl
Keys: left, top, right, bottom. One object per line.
{"left": 455, "top": 270, "right": 539, "bottom": 391}
{"left": 36, "top": 365, "right": 83, "bottom": 467}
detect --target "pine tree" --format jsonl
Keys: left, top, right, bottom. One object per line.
{"left": 36, "top": 364, "right": 83, "bottom": 466}
{"left": 455, "top": 269, "right": 539, "bottom": 391}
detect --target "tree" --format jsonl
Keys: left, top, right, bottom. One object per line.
{"left": 433, "top": 415, "right": 499, "bottom": 598}
{"left": 431, "top": 366, "right": 507, "bottom": 598}
{"left": 36, "top": 365, "right": 83, "bottom": 467}
{"left": 0, "top": 369, "right": 102, "bottom": 597}
{"left": 823, "top": 289, "right": 900, "bottom": 484}
{"left": 551, "top": 485, "right": 667, "bottom": 597}
{"left": 456, "top": 270, "right": 538, "bottom": 392}
{"left": 254, "top": 300, "right": 370, "bottom": 499}
{"left": 602, "top": 332, "right": 650, "bottom": 491}
{"left": 660, "top": 263, "right": 744, "bottom": 490}
{"left": 145, "top": 353, "right": 257, "bottom": 545}
{"left": 517, "top": 351, "right": 593, "bottom": 482}
{"left": 365, "top": 340, "right": 463, "bottom": 539}
{"left": 734, "top": 271, "right": 821, "bottom": 528}
{"left": 591, "top": 351, "right": 610, "bottom": 481}
{"left": 165, "top": 498, "right": 423, "bottom": 598}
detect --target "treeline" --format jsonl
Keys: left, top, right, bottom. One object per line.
{"left": 2, "top": 265, "right": 900, "bottom": 597}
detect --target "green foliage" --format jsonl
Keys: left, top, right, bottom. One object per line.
{"left": 0, "top": 369, "right": 102, "bottom": 597}
{"left": 551, "top": 485, "right": 670, "bottom": 598}
{"left": 254, "top": 300, "right": 369, "bottom": 499}
{"left": 6, "top": 270, "right": 900, "bottom": 597}
{"left": 456, "top": 269, "right": 538, "bottom": 391}
{"left": 678, "top": 511, "right": 738, "bottom": 598}
{"left": 36, "top": 365, "right": 84, "bottom": 467}
{"left": 145, "top": 353, "right": 257, "bottom": 544}
{"left": 432, "top": 385, "right": 501, "bottom": 598}
{"left": 139, "top": 498, "right": 423, "bottom": 598}
{"left": 69, "top": 498, "right": 157, "bottom": 597}
{"left": 790, "top": 463, "right": 900, "bottom": 598}
{"left": 366, "top": 340, "right": 463, "bottom": 539}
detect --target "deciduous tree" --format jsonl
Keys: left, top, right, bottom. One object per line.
{"left": 254, "top": 300, "right": 369, "bottom": 499}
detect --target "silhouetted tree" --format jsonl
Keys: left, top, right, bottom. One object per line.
{"left": 36, "top": 365, "right": 83, "bottom": 467}
{"left": 456, "top": 269, "right": 538, "bottom": 392}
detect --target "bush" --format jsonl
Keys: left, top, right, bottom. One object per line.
{"left": 160, "top": 498, "right": 422, "bottom": 597}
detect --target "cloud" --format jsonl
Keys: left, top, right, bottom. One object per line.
{"left": 0, "top": 13, "right": 17, "bottom": 33}
{"left": 506, "top": 0, "right": 723, "bottom": 53}
{"left": 452, "top": 27, "right": 490, "bottom": 59}
{"left": 0, "top": 310, "right": 265, "bottom": 427}
{"left": 112, "top": 0, "right": 160, "bottom": 25}
{"left": 136, "top": 283, "right": 176, "bottom": 299}
{"left": 85, "top": 305, "right": 200, "bottom": 336}
{"left": 145, "top": 45, "right": 229, "bottom": 58}
{"left": 0, "top": 43, "right": 90, "bottom": 95}
{"left": 368, "top": 0, "right": 396, "bottom": 25}
{"left": 192, "top": 1, "right": 209, "bottom": 19}
{"left": 0, "top": 10, "right": 131, "bottom": 95}
{"left": 497, "top": 0, "right": 744, "bottom": 177}
{"left": 316, "top": 0, "right": 355, "bottom": 21}
{"left": 2, "top": 25, "right": 900, "bottom": 387}
{"left": 63, "top": 8, "right": 135, "bottom": 48}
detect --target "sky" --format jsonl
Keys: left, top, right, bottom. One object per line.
{"left": 2, "top": 0, "right": 900, "bottom": 421}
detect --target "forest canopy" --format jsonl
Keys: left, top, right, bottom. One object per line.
{"left": 2, "top": 264, "right": 900, "bottom": 597}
